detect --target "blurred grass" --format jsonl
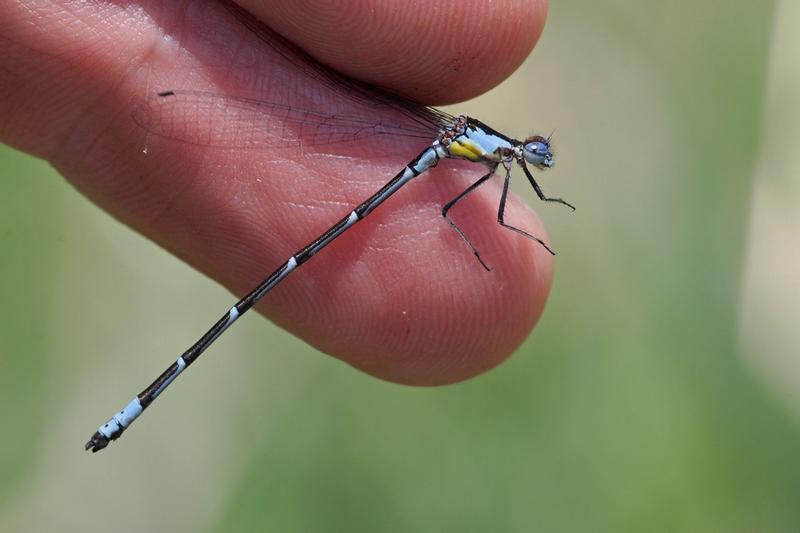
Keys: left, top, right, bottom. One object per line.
{"left": 2, "top": 0, "right": 800, "bottom": 532}
{"left": 0, "top": 150, "right": 56, "bottom": 505}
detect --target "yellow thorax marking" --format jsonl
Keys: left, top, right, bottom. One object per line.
{"left": 448, "top": 138, "right": 484, "bottom": 162}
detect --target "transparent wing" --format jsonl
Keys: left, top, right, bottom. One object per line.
{"left": 134, "top": 2, "right": 456, "bottom": 152}
{"left": 133, "top": 90, "right": 437, "bottom": 149}
{"left": 221, "top": 1, "right": 456, "bottom": 132}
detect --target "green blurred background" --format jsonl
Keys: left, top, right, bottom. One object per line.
{"left": 2, "top": 1, "right": 800, "bottom": 531}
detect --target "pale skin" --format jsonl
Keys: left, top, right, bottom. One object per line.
{"left": 0, "top": 0, "right": 552, "bottom": 385}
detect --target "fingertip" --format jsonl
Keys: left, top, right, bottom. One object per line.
{"left": 238, "top": 0, "right": 548, "bottom": 103}
{"left": 288, "top": 181, "right": 556, "bottom": 386}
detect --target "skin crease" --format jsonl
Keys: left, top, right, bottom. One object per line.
{"left": 238, "top": 0, "right": 549, "bottom": 103}
{"left": 0, "top": 0, "right": 553, "bottom": 385}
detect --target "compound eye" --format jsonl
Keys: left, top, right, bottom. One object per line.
{"left": 530, "top": 141, "right": 548, "bottom": 155}
{"left": 523, "top": 139, "right": 554, "bottom": 168}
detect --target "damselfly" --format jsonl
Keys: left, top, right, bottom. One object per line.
{"left": 85, "top": 3, "right": 573, "bottom": 452}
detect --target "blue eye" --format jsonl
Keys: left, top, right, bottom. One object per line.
{"left": 523, "top": 140, "right": 555, "bottom": 168}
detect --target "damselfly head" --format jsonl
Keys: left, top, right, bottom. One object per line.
{"left": 522, "top": 135, "right": 554, "bottom": 169}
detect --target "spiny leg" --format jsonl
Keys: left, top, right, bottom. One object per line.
{"left": 520, "top": 161, "right": 576, "bottom": 211}
{"left": 441, "top": 168, "right": 496, "bottom": 271}
{"left": 497, "top": 164, "right": 557, "bottom": 255}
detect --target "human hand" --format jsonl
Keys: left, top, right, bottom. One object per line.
{"left": 0, "top": 0, "right": 552, "bottom": 384}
